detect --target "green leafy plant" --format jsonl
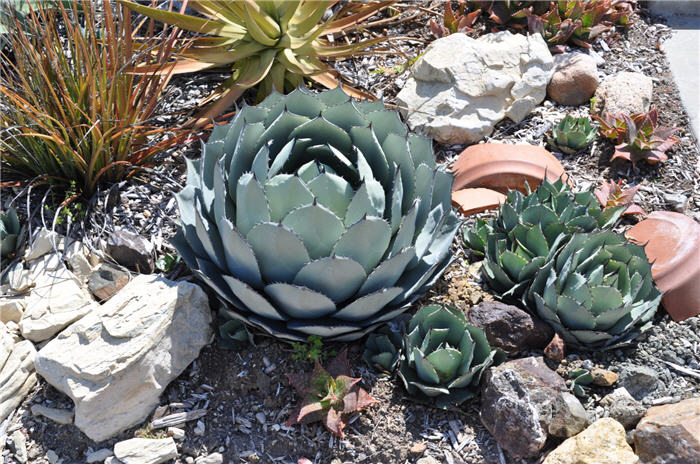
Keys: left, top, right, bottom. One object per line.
{"left": 568, "top": 368, "right": 593, "bottom": 396}
{"left": 527, "top": 230, "right": 661, "bottom": 350}
{"left": 291, "top": 335, "right": 337, "bottom": 363}
{"left": 430, "top": 0, "right": 481, "bottom": 38}
{"left": 550, "top": 115, "right": 597, "bottom": 154}
{"left": 397, "top": 305, "right": 504, "bottom": 409}
{"left": 527, "top": 0, "right": 634, "bottom": 51}
{"left": 363, "top": 325, "right": 402, "bottom": 373}
{"left": 593, "top": 109, "right": 679, "bottom": 165}
{"left": 0, "top": 206, "right": 24, "bottom": 259}
{"left": 170, "top": 87, "right": 459, "bottom": 342}
{"left": 594, "top": 180, "right": 645, "bottom": 217}
{"left": 463, "top": 178, "right": 625, "bottom": 303}
{"left": 120, "top": 0, "right": 396, "bottom": 125}
{"left": 0, "top": 0, "right": 187, "bottom": 196}
{"left": 155, "top": 252, "right": 181, "bottom": 273}
{"left": 286, "top": 349, "right": 377, "bottom": 437}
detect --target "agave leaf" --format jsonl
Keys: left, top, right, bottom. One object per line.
{"left": 358, "top": 247, "right": 416, "bottom": 296}
{"left": 293, "top": 256, "right": 366, "bottom": 303}
{"left": 246, "top": 222, "right": 310, "bottom": 282}
{"left": 332, "top": 217, "right": 392, "bottom": 273}
{"left": 218, "top": 219, "right": 264, "bottom": 288}
{"left": 333, "top": 287, "right": 403, "bottom": 322}
{"left": 265, "top": 283, "right": 336, "bottom": 319}
{"left": 223, "top": 275, "right": 288, "bottom": 321}
{"left": 282, "top": 203, "right": 345, "bottom": 260}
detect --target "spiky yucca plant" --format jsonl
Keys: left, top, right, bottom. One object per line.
{"left": 550, "top": 115, "right": 597, "bottom": 154}
{"left": 528, "top": 230, "right": 661, "bottom": 350}
{"left": 464, "top": 178, "right": 624, "bottom": 303}
{"left": 172, "top": 87, "right": 459, "bottom": 341}
{"left": 121, "top": 0, "right": 395, "bottom": 125}
{"left": 398, "top": 305, "right": 504, "bottom": 409}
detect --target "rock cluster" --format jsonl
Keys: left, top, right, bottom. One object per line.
{"left": 397, "top": 31, "right": 553, "bottom": 144}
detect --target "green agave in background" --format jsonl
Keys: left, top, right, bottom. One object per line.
{"left": 397, "top": 305, "right": 504, "bottom": 409}
{"left": 171, "top": 87, "right": 459, "bottom": 341}
{"left": 528, "top": 230, "right": 661, "bottom": 350}
{"left": 0, "top": 207, "right": 24, "bottom": 259}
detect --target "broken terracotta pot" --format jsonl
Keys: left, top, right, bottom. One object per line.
{"left": 452, "top": 188, "right": 507, "bottom": 216}
{"left": 625, "top": 211, "right": 700, "bottom": 322}
{"left": 451, "top": 143, "right": 569, "bottom": 193}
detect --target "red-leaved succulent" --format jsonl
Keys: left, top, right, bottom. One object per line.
{"left": 286, "top": 349, "right": 377, "bottom": 437}
{"left": 430, "top": 0, "right": 481, "bottom": 38}
{"left": 594, "top": 179, "right": 645, "bottom": 217}
{"left": 594, "top": 108, "right": 680, "bottom": 165}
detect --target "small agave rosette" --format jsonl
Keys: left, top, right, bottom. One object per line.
{"left": 172, "top": 87, "right": 459, "bottom": 341}
{"left": 528, "top": 230, "right": 662, "bottom": 350}
{"left": 398, "top": 305, "right": 504, "bottom": 409}
{"left": 363, "top": 326, "right": 403, "bottom": 373}
{"left": 550, "top": 115, "right": 597, "bottom": 154}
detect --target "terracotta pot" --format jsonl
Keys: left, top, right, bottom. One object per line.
{"left": 451, "top": 143, "right": 570, "bottom": 193}
{"left": 625, "top": 211, "right": 700, "bottom": 322}
{"left": 452, "top": 188, "right": 506, "bottom": 216}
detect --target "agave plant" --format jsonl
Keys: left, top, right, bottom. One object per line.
{"left": 550, "top": 115, "right": 597, "bottom": 154}
{"left": 171, "top": 87, "right": 459, "bottom": 342}
{"left": 363, "top": 325, "right": 402, "bottom": 373}
{"left": 464, "top": 178, "right": 624, "bottom": 302}
{"left": 286, "top": 349, "right": 377, "bottom": 437}
{"left": 397, "top": 305, "right": 504, "bottom": 409}
{"left": 120, "top": 0, "right": 395, "bottom": 125}
{"left": 595, "top": 109, "right": 679, "bottom": 165}
{"left": 528, "top": 230, "right": 661, "bottom": 350}
{"left": 218, "top": 317, "right": 253, "bottom": 349}
{"left": 594, "top": 179, "right": 645, "bottom": 217}
{"left": 0, "top": 207, "right": 24, "bottom": 258}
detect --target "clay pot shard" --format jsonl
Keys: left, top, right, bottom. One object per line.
{"left": 625, "top": 211, "right": 700, "bottom": 322}
{"left": 452, "top": 188, "right": 507, "bottom": 216}
{"left": 451, "top": 143, "right": 570, "bottom": 194}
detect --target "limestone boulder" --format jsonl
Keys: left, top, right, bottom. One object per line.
{"left": 35, "top": 275, "right": 212, "bottom": 442}
{"left": 0, "top": 324, "right": 38, "bottom": 422}
{"left": 592, "top": 71, "right": 653, "bottom": 116}
{"left": 543, "top": 418, "right": 638, "bottom": 464}
{"left": 634, "top": 398, "right": 700, "bottom": 464}
{"left": 397, "top": 31, "right": 553, "bottom": 144}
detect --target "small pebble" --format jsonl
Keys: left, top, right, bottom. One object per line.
{"left": 193, "top": 420, "right": 205, "bottom": 436}
{"left": 409, "top": 442, "right": 427, "bottom": 456}
{"left": 185, "top": 457, "right": 194, "bottom": 464}
{"left": 47, "top": 450, "right": 59, "bottom": 464}
{"left": 86, "top": 448, "right": 113, "bottom": 463}
{"left": 591, "top": 368, "right": 618, "bottom": 387}
{"left": 255, "top": 412, "right": 266, "bottom": 425}
{"left": 167, "top": 427, "right": 185, "bottom": 440}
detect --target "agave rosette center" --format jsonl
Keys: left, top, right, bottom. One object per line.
{"left": 172, "top": 87, "right": 459, "bottom": 341}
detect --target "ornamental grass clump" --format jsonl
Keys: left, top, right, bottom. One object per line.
{"left": 0, "top": 0, "right": 186, "bottom": 196}
{"left": 464, "top": 178, "right": 624, "bottom": 303}
{"left": 397, "top": 305, "right": 504, "bottom": 409}
{"left": 120, "top": 0, "right": 397, "bottom": 125}
{"left": 527, "top": 230, "right": 661, "bottom": 350}
{"left": 171, "top": 87, "right": 459, "bottom": 342}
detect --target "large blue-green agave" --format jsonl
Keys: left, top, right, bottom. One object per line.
{"left": 172, "top": 87, "right": 459, "bottom": 341}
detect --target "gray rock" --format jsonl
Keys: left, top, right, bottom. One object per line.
{"left": 30, "top": 404, "right": 73, "bottom": 425}
{"left": 86, "top": 448, "right": 114, "bottom": 463}
{"left": 113, "top": 438, "right": 178, "bottom": 464}
{"left": 396, "top": 31, "right": 553, "bottom": 144}
{"left": 618, "top": 365, "right": 660, "bottom": 400}
{"left": 548, "top": 392, "right": 589, "bottom": 438}
{"left": 547, "top": 52, "right": 599, "bottom": 106}
{"left": 88, "top": 263, "right": 130, "bottom": 302}
{"left": 64, "top": 240, "right": 94, "bottom": 283}
{"left": 46, "top": 450, "right": 59, "bottom": 464}
{"left": 106, "top": 228, "right": 153, "bottom": 273}
{"left": 24, "top": 227, "right": 64, "bottom": 262}
{"left": 35, "top": 275, "right": 212, "bottom": 442}
{"left": 480, "top": 356, "right": 567, "bottom": 458}
{"left": 468, "top": 301, "right": 552, "bottom": 354}
{"left": 9, "top": 430, "right": 27, "bottom": 464}
{"left": 592, "top": 71, "right": 653, "bottom": 116}
{"left": 634, "top": 398, "right": 700, "bottom": 464}
{"left": 195, "top": 453, "right": 224, "bottom": 464}
{"left": 601, "top": 387, "right": 646, "bottom": 428}
{"left": 0, "top": 330, "right": 38, "bottom": 422}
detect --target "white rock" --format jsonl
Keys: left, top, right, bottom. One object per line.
{"left": 0, "top": 331, "right": 38, "bottom": 422}
{"left": 35, "top": 275, "right": 212, "bottom": 442}
{"left": 396, "top": 31, "right": 553, "bottom": 144}
{"left": 113, "top": 438, "right": 178, "bottom": 464}
{"left": 592, "top": 71, "right": 653, "bottom": 116}
{"left": 19, "top": 265, "right": 97, "bottom": 342}
{"left": 10, "top": 430, "right": 28, "bottom": 464}
{"left": 0, "top": 298, "right": 25, "bottom": 323}
{"left": 30, "top": 404, "right": 74, "bottom": 425}
{"left": 86, "top": 448, "right": 114, "bottom": 463}
{"left": 104, "top": 457, "right": 121, "bottom": 464}
{"left": 193, "top": 419, "right": 205, "bottom": 436}
{"left": 64, "top": 240, "right": 95, "bottom": 283}
{"left": 24, "top": 227, "right": 64, "bottom": 262}
{"left": 195, "top": 453, "right": 223, "bottom": 464}
{"left": 167, "top": 427, "right": 185, "bottom": 440}
{"left": 47, "top": 449, "right": 59, "bottom": 464}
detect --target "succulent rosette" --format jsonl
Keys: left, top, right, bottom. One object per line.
{"left": 172, "top": 87, "right": 459, "bottom": 341}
